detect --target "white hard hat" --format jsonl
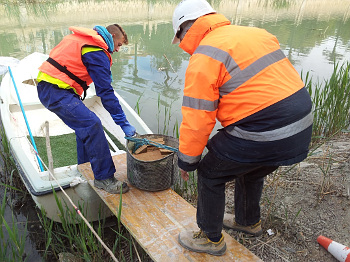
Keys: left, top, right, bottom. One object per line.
{"left": 172, "top": 0, "right": 216, "bottom": 44}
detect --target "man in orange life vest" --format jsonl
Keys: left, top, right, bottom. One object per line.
{"left": 37, "top": 24, "right": 135, "bottom": 194}
{"left": 172, "top": 0, "right": 313, "bottom": 256}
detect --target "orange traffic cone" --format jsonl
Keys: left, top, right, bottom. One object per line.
{"left": 317, "top": 235, "right": 350, "bottom": 262}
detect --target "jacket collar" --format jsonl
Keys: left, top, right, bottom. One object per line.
{"left": 179, "top": 14, "right": 231, "bottom": 55}
{"left": 69, "top": 26, "right": 108, "bottom": 50}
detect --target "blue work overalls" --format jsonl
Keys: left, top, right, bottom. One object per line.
{"left": 37, "top": 81, "right": 115, "bottom": 180}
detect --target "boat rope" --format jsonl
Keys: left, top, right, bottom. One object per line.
{"left": 125, "top": 136, "right": 178, "bottom": 153}
{"left": 8, "top": 67, "right": 125, "bottom": 261}
{"left": 11, "top": 110, "right": 120, "bottom": 261}
{"left": 29, "top": 144, "right": 120, "bottom": 262}
{"left": 7, "top": 67, "right": 118, "bottom": 261}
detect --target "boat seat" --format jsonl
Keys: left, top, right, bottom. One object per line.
{"left": 9, "top": 78, "right": 42, "bottom": 106}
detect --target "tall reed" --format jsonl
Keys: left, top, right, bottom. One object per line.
{"left": 305, "top": 62, "right": 350, "bottom": 145}
{"left": 0, "top": 125, "right": 18, "bottom": 183}
{"left": 37, "top": 188, "right": 148, "bottom": 261}
{"left": 0, "top": 188, "right": 27, "bottom": 261}
{"left": 153, "top": 95, "right": 199, "bottom": 198}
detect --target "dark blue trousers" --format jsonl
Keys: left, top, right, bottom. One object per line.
{"left": 37, "top": 81, "right": 115, "bottom": 180}
{"left": 196, "top": 149, "right": 278, "bottom": 239}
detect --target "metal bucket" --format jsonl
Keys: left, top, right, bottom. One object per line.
{"left": 126, "top": 134, "right": 179, "bottom": 191}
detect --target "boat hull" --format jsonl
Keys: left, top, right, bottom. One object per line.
{"left": 0, "top": 52, "right": 151, "bottom": 222}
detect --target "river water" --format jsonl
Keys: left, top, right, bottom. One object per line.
{"left": 0, "top": 0, "right": 349, "bottom": 261}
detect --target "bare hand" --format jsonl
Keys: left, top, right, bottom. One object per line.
{"left": 180, "top": 169, "right": 189, "bottom": 181}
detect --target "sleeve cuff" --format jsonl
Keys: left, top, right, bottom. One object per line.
{"left": 178, "top": 157, "right": 199, "bottom": 172}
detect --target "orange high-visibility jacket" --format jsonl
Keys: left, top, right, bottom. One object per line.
{"left": 178, "top": 14, "right": 305, "bottom": 166}
{"left": 39, "top": 27, "right": 112, "bottom": 97}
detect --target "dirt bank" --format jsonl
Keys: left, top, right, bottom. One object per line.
{"left": 225, "top": 132, "right": 350, "bottom": 261}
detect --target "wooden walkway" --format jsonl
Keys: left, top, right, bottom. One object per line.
{"left": 78, "top": 153, "right": 262, "bottom": 262}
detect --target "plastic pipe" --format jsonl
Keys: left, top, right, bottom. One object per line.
{"left": 8, "top": 66, "right": 44, "bottom": 171}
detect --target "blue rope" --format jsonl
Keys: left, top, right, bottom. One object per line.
{"left": 125, "top": 137, "right": 178, "bottom": 153}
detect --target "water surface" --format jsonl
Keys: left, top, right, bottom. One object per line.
{"left": 1, "top": 0, "right": 349, "bottom": 131}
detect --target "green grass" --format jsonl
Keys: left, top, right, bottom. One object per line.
{"left": 32, "top": 133, "right": 77, "bottom": 168}
{"left": 32, "top": 128, "right": 126, "bottom": 169}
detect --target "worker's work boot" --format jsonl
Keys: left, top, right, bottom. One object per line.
{"left": 223, "top": 213, "right": 263, "bottom": 236}
{"left": 178, "top": 229, "right": 226, "bottom": 256}
{"left": 94, "top": 177, "right": 129, "bottom": 194}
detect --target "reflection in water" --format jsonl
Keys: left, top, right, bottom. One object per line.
{"left": 0, "top": 0, "right": 350, "bottom": 259}
{"left": 1, "top": 188, "right": 44, "bottom": 261}
{"left": 0, "top": 0, "right": 349, "bottom": 144}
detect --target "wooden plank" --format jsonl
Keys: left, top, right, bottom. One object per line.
{"left": 78, "top": 153, "right": 262, "bottom": 262}
{"left": 159, "top": 148, "right": 173, "bottom": 154}
{"left": 151, "top": 137, "right": 164, "bottom": 144}
{"left": 134, "top": 144, "right": 148, "bottom": 154}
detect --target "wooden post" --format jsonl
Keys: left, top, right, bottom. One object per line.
{"left": 45, "top": 121, "right": 54, "bottom": 178}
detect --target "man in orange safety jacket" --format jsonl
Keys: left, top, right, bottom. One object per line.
{"left": 37, "top": 24, "right": 135, "bottom": 194}
{"left": 171, "top": 0, "right": 313, "bottom": 256}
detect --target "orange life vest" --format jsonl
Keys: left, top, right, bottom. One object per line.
{"left": 39, "top": 27, "right": 112, "bottom": 97}
{"left": 178, "top": 14, "right": 305, "bottom": 164}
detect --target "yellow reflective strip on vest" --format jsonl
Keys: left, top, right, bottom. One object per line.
{"left": 36, "top": 47, "right": 102, "bottom": 94}
{"left": 81, "top": 46, "right": 103, "bottom": 55}
{"left": 37, "top": 71, "right": 78, "bottom": 94}
{"left": 37, "top": 71, "right": 70, "bottom": 88}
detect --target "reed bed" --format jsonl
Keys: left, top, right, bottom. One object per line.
{"left": 305, "top": 62, "right": 350, "bottom": 145}
{"left": 0, "top": 124, "right": 18, "bottom": 184}
{"left": 36, "top": 189, "right": 148, "bottom": 261}
{"left": 0, "top": 188, "right": 27, "bottom": 262}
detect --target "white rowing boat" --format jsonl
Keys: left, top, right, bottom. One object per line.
{"left": 0, "top": 52, "right": 152, "bottom": 222}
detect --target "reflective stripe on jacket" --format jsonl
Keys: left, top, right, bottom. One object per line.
{"left": 39, "top": 27, "right": 112, "bottom": 97}
{"left": 178, "top": 14, "right": 311, "bottom": 168}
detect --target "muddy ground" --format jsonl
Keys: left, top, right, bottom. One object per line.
{"left": 224, "top": 132, "right": 350, "bottom": 261}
